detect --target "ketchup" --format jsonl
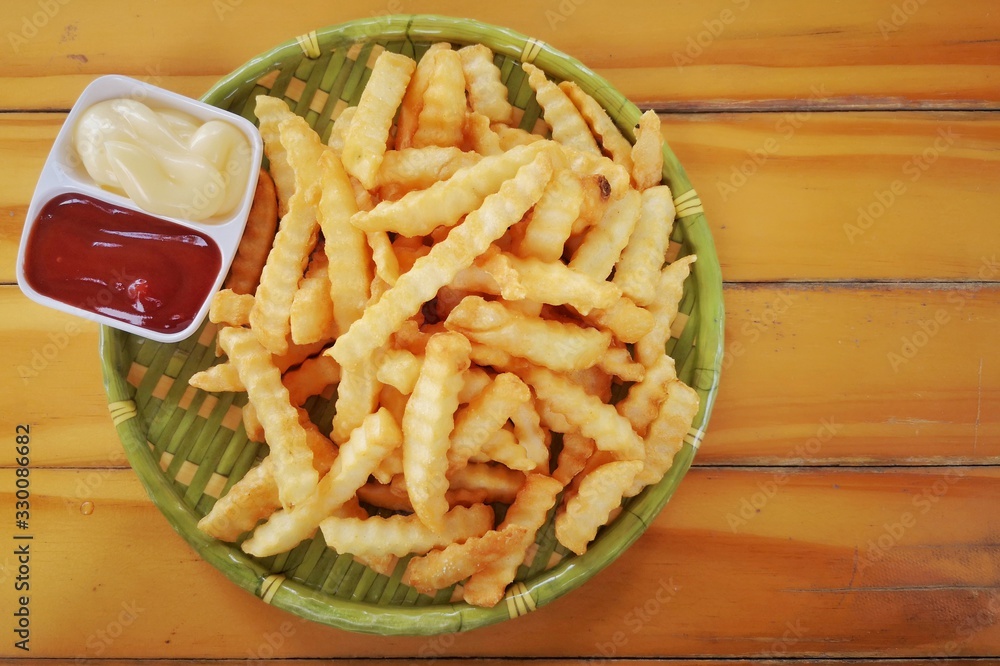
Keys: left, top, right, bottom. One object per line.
{"left": 23, "top": 192, "right": 221, "bottom": 335}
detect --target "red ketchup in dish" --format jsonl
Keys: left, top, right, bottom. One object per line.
{"left": 23, "top": 192, "right": 221, "bottom": 335}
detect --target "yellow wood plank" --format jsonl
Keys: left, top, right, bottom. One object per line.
{"left": 0, "top": 75, "right": 219, "bottom": 110}
{"left": 664, "top": 111, "right": 1000, "bottom": 281}
{"left": 0, "top": 1, "right": 997, "bottom": 111}
{"left": 707, "top": 284, "right": 1000, "bottom": 464}
{"left": 2, "top": 467, "right": 998, "bottom": 658}
{"left": 3, "top": 112, "right": 998, "bottom": 284}
{"left": 3, "top": 282, "right": 996, "bottom": 467}
{"left": 0, "top": 288, "right": 123, "bottom": 467}
{"left": 0, "top": 115, "right": 53, "bottom": 282}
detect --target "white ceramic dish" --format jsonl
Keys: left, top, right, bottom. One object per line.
{"left": 16, "top": 75, "right": 263, "bottom": 343}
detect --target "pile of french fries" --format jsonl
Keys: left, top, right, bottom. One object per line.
{"left": 189, "top": 43, "right": 700, "bottom": 608}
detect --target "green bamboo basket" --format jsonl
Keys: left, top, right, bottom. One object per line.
{"left": 99, "top": 15, "right": 724, "bottom": 635}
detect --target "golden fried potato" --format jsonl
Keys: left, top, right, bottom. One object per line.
{"left": 331, "top": 355, "right": 382, "bottom": 445}
{"left": 197, "top": 413, "right": 337, "bottom": 542}
{"left": 351, "top": 141, "right": 549, "bottom": 237}
{"left": 598, "top": 344, "right": 645, "bottom": 383}
{"left": 447, "top": 372, "right": 530, "bottom": 473}
{"left": 614, "top": 185, "right": 675, "bottom": 307}
{"left": 559, "top": 80, "right": 634, "bottom": 173}
{"left": 377, "top": 146, "right": 482, "bottom": 191}
{"left": 317, "top": 149, "right": 372, "bottom": 332}
{"left": 189, "top": 361, "right": 243, "bottom": 393}
{"left": 631, "top": 109, "right": 663, "bottom": 191}
{"left": 516, "top": 169, "right": 583, "bottom": 262}
{"left": 218, "top": 327, "right": 317, "bottom": 509}
{"left": 510, "top": 398, "right": 549, "bottom": 469}
{"left": 569, "top": 188, "right": 641, "bottom": 282}
{"left": 283, "top": 353, "right": 340, "bottom": 405}
{"left": 480, "top": 250, "right": 621, "bottom": 315}
{"left": 583, "top": 294, "right": 655, "bottom": 344}
{"left": 412, "top": 48, "right": 466, "bottom": 149}
{"left": 327, "top": 106, "right": 356, "bottom": 156}
{"left": 458, "top": 44, "right": 514, "bottom": 124}
{"left": 494, "top": 124, "right": 545, "bottom": 150}
{"left": 342, "top": 51, "right": 416, "bottom": 189}
{"left": 555, "top": 460, "right": 642, "bottom": 555}
{"left": 253, "top": 96, "right": 297, "bottom": 215}
{"left": 635, "top": 255, "right": 697, "bottom": 367}
{"left": 396, "top": 43, "right": 450, "bottom": 150}
{"left": 289, "top": 248, "right": 335, "bottom": 345}
{"left": 225, "top": 169, "right": 278, "bottom": 295}
{"left": 464, "top": 111, "right": 504, "bottom": 156}
{"left": 518, "top": 363, "right": 644, "bottom": 461}
{"left": 616, "top": 354, "right": 676, "bottom": 436}
{"left": 553, "top": 432, "right": 596, "bottom": 486}
{"left": 448, "top": 463, "right": 525, "bottom": 504}
{"left": 522, "top": 63, "right": 600, "bottom": 155}
{"left": 319, "top": 503, "right": 494, "bottom": 559}
{"left": 462, "top": 474, "right": 562, "bottom": 607}
{"left": 249, "top": 116, "right": 325, "bottom": 355}
{"left": 403, "top": 525, "right": 526, "bottom": 596}
{"left": 241, "top": 407, "right": 402, "bottom": 557}
{"left": 329, "top": 152, "right": 553, "bottom": 368}
{"left": 402, "top": 332, "right": 471, "bottom": 532}
{"left": 626, "top": 379, "right": 699, "bottom": 497}
{"left": 445, "top": 296, "right": 611, "bottom": 373}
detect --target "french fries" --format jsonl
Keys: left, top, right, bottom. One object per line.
{"left": 217, "top": 327, "right": 317, "bottom": 509}
{"left": 412, "top": 48, "right": 466, "bottom": 149}
{"left": 225, "top": 169, "right": 278, "bottom": 294}
{"left": 444, "top": 296, "right": 612, "bottom": 373}
{"left": 614, "top": 185, "right": 675, "bottom": 307}
{"left": 342, "top": 51, "right": 415, "bottom": 189}
{"left": 522, "top": 63, "right": 600, "bottom": 155}
{"left": 631, "top": 109, "right": 663, "bottom": 191}
{"left": 191, "top": 45, "right": 701, "bottom": 609}
{"left": 458, "top": 44, "right": 514, "bottom": 124}
{"left": 329, "top": 151, "right": 554, "bottom": 368}
{"left": 249, "top": 115, "right": 325, "bottom": 355}
{"left": 402, "top": 332, "right": 471, "bottom": 532}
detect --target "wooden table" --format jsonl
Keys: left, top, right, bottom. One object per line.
{"left": 2, "top": 1, "right": 998, "bottom": 663}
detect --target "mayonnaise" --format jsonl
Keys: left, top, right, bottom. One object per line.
{"left": 73, "top": 98, "right": 252, "bottom": 222}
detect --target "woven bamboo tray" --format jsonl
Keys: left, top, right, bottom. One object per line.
{"left": 100, "top": 15, "right": 724, "bottom": 635}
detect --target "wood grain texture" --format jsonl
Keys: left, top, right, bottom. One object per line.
{"left": 0, "top": 0, "right": 997, "bottom": 111}
{"left": 708, "top": 284, "right": 1000, "bottom": 465}
{"left": 666, "top": 111, "right": 1000, "bottom": 281}
{"left": 1, "top": 467, "right": 998, "bottom": 659}
{"left": 0, "top": 288, "right": 121, "bottom": 467}
{"left": 3, "top": 112, "right": 998, "bottom": 284}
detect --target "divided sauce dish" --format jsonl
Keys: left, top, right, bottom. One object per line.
{"left": 16, "top": 75, "right": 263, "bottom": 343}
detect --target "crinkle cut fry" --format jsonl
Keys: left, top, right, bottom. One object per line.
{"left": 329, "top": 150, "right": 554, "bottom": 368}
{"left": 319, "top": 503, "right": 494, "bottom": 559}
{"left": 403, "top": 525, "right": 527, "bottom": 596}
{"left": 462, "top": 474, "right": 563, "bottom": 607}
{"left": 341, "top": 50, "right": 416, "bottom": 189}
{"left": 241, "top": 408, "right": 402, "bottom": 557}
{"left": 403, "top": 332, "right": 471, "bottom": 532}
{"left": 249, "top": 115, "right": 326, "bottom": 355}
{"left": 518, "top": 363, "right": 645, "bottom": 462}
{"left": 217, "top": 327, "right": 317, "bottom": 509}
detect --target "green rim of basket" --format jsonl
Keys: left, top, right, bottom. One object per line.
{"left": 99, "top": 14, "right": 724, "bottom": 636}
